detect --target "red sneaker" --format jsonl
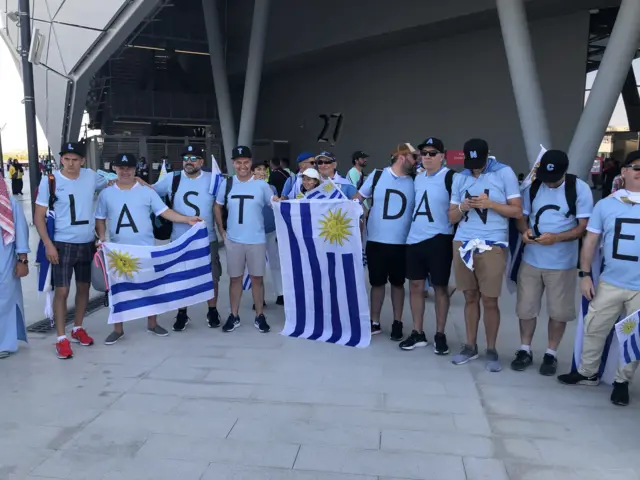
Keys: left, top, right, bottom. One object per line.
{"left": 71, "top": 328, "right": 94, "bottom": 346}
{"left": 56, "top": 338, "right": 73, "bottom": 359}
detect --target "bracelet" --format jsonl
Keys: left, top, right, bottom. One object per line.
{"left": 458, "top": 204, "right": 464, "bottom": 214}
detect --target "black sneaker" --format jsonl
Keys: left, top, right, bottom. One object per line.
{"left": 510, "top": 350, "right": 533, "bottom": 371}
{"left": 539, "top": 354, "right": 557, "bottom": 376}
{"left": 390, "top": 321, "right": 403, "bottom": 341}
{"left": 207, "top": 308, "right": 221, "bottom": 328}
{"left": 557, "top": 371, "right": 599, "bottom": 386}
{"left": 172, "top": 310, "right": 189, "bottom": 332}
{"left": 611, "top": 381, "right": 630, "bottom": 406}
{"left": 222, "top": 314, "right": 240, "bottom": 333}
{"left": 371, "top": 322, "right": 381, "bottom": 335}
{"left": 276, "top": 295, "right": 284, "bottom": 306}
{"left": 399, "top": 330, "right": 428, "bottom": 350}
{"left": 434, "top": 332, "right": 449, "bottom": 355}
{"left": 254, "top": 314, "right": 271, "bottom": 333}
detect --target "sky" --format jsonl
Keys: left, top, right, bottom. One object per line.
{"left": 0, "top": 39, "right": 638, "bottom": 152}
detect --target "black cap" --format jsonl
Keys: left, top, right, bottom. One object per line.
{"left": 351, "top": 151, "right": 369, "bottom": 160}
{"left": 59, "top": 142, "right": 85, "bottom": 157}
{"left": 463, "top": 139, "right": 489, "bottom": 161}
{"left": 181, "top": 145, "right": 204, "bottom": 157}
{"left": 624, "top": 150, "right": 640, "bottom": 166}
{"left": 536, "top": 150, "right": 569, "bottom": 183}
{"left": 232, "top": 145, "right": 252, "bottom": 160}
{"left": 418, "top": 137, "right": 445, "bottom": 153}
{"left": 112, "top": 153, "right": 137, "bottom": 167}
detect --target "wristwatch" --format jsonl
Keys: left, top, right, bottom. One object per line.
{"left": 578, "top": 270, "right": 590, "bottom": 278}
{"left": 17, "top": 258, "right": 28, "bottom": 265}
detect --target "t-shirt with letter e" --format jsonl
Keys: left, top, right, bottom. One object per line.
{"left": 35, "top": 169, "right": 108, "bottom": 243}
{"left": 95, "top": 183, "right": 169, "bottom": 246}
{"left": 216, "top": 177, "right": 274, "bottom": 245}
{"left": 587, "top": 196, "right": 640, "bottom": 291}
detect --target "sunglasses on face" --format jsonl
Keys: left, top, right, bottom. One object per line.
{"left": 183, "top": 156, "right": 201, "bottom": 163}
{"left": 316, "top": 160, "right": 335, "bottom": 166}
{"left": 626, "top": 164, "right": 640, "bottom": 171}
{"left": 421, "top": 150, "right": 440, "bottom": 157}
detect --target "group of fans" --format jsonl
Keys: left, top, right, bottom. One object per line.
{"left": 1, "top": 137, "right": 639, "bottom": 408}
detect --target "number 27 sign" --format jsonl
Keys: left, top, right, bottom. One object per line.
{"left": 317, "top": 113, "right": 344, "bottom": 145}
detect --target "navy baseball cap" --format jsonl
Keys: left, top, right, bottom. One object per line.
{"left": 351, "top": 151, "right": 369, "bottom": 160}
{"left": 181, "top": 145, "right": 204, "bottom": 157}
{"left": 624, "top": 150, "right": 640, "bottom": 166}
{"left": 296, "top": 151, "right": 315, "bottom": 164}
{"left": 232, "top": 145, "right": 252, "bottom": 159}
{"left": 112, "top": 153, "right": 137, "bottom": 167}
{"left": 536, "top": 150, "right": 569, "bottom": 183}
{"left": 59, "top": 142, "right": 85, "bottom": 157}
{"left": 418, "top": 137, "right": 445, "bottom": 153}
{"left": 316, "top": 151, "right": 336, "bottom": 162}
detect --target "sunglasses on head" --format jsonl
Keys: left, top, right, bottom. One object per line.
{"left": 316, "top": 159, "right": 335, "bottom": 165}
{"left": 183, "top": 156, "right": 201, "bottom": 163}
{"left": 421, "top": 150, "right": 440, "bottom": 157}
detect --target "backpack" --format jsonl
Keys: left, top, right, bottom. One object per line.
{"left": 370, "top": 168, "right": 455, "bottom": 207}
{"left": 152, "top": 172, "right": 182, "bottom": 240}
{"left": 221, "top": 176, "right": 234, "bottom": 230}
{"left": 529, "top": 174, "right": 578, "bottom": 236}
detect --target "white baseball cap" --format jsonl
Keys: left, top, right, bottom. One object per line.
{"left": 302, "top": 168, "right": 320, "bottom": 180}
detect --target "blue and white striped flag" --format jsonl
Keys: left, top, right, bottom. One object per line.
{"left": 615, "top": 309, "right": 640, "bottom": 366}
{"left": 242, "top": 253, "right": 269, "bottom": 291}
{"left": 305, "top": 179, "right": 347, "bottom": 200}
{"left": 102, "top": 223, "right": 214, "bottom": 324}
{"left": 571, "top": 245, "right": 620, "bottom": 384}
{"left": 36, "top": 210, "right": 56, "bottom": 323}
{"left": 209, "top": 154, "right": 224, "bottom": 196}
{"left": 273, "top": 198, "right": 370, "bottom": 347}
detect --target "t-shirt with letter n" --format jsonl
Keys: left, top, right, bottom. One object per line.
{"left": 450, "top": 160, "right": 521, "bottom": 243}
{"left": 587, "top": 197, "right": 640, "bottom": 291}
{"left": 35, "top": 169, "right": 108, "bottom": 243}
{"left": 154, "top": 171, "right": 216, "bottom": 242}
{"left": 216, "top": 177, "right": 274, "bottom": 245}
{"left": 359, "top": 167, "right": 415, "bottom": 244}
{"left": 95, "top": 183, "right": 168, "bottom": 246}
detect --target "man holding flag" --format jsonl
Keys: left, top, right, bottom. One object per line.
{"left": 559, "top": 150, "right": 640, "bottom": 406}
{"left": 153, "top": 145, "right": 222, "bottom": 331}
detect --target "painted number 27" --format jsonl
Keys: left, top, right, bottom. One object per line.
{"left": 317, "top": 113, "right": 344, "bottom": 145}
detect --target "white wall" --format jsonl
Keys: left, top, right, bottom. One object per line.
{"left": 254, "top": 12, "right": 590, "bottom": 176}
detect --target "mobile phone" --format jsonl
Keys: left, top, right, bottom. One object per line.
{"left": 469, "top": 195, "right": 479, "bottom": 199}
{"left": 528, "top": 234, "right": 540, "bottom": 240}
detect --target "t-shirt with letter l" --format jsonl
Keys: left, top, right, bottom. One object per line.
{"left": 587, "top": 196, "right": 640, "bottom": 291}
{"left": 216, "top": 177, "right": 274, "bottom": 245}
{"left": 359, "top": 167, "right": 414, "bottom": 244}
{"left": 95, "top": 183, "right": 168, "bottom": 246}
{"left": 35, "top": 169, "right": 108, "bottom": 244}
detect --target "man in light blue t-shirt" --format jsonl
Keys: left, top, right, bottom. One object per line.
{"left": 448, "top": 138, "right": 522, "bottom": 372}
{"left": 559, "top": 150, "right": 640, "bottom": 407}
{"left": 512, "top": 150, "right": 593, "bottom": 376}
{"left": 356, "top": 143, "right": 416, "bottom": 342}
{"left": 214, "top": 146, "right": 279, "bottom": 335}
{"left": 153, "top": 145, "right": 222, "bottom": 332}
{"left": 95, "top": 153, "right": 201, "bottom": 346}
{"left": 34, "top": 142, "right": 108, "bottom": 359}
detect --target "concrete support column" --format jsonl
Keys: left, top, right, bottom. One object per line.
{"left": 569, "top": 0, "right": 640, "bottom": 177}
{"left": 202, "top": 0, "right": 237, "bottom": 174}
{"left": 496, "top": 0, "right": 551, "bottom": 167}
{"left": 237, "top": 0, "right": 270, "bottom": 148}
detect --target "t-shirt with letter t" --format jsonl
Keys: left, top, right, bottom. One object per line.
{"left": 359, "top": 168, "right": 414, "bottom": 244}
{"left": 216, "top": 177, "right": 273, "bottom": 245}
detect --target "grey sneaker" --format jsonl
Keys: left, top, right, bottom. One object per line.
{"left": 485, "top": 349, "right": 503, "bottom": 372}
{"left": 104, "top": 331, "right": 124, "bottom": 345}
{"left": 452, "top": 344, "right": 479, "bottom": 365}
{"left": 0, "top": 351, "right": 10, "bottom": 359}
{"left": 147, "top": 325, "right": 169, "bottom": 337}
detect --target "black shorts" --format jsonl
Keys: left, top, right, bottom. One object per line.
{"left": 366, "top": 241, "right": 406, "bottom": 287}
{"left": 405, "top": 234, "right": 454, "bottom": 286}
{"left": 52, "top": 241, "right": 94, "bottom": 288}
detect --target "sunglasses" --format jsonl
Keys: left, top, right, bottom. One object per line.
{"left": 421, "top": 150, "right": 440, "bottom": 157}
{"left": 183, "top": 156, "right": 202, "bottom": 163}
{"left": 625, "top": 164, "right": 640, "bottom": 171}
{"left": 316, "top": 160, "right": 335, "bottom": 165}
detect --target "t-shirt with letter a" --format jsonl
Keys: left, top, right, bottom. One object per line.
{"left": 359, "top": 167, "right": 414, "bottom": 244}
{"left": 35, "top": 169, "right": 108, "bottom": 243}
{"left": 95, "top": 183, "right": 168, "bottom": 246}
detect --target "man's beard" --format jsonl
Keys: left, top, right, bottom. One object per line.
{"left": 185, "top": 165, "right": 201, "bottom": 175}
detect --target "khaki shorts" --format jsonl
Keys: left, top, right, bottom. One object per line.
{"left": 452, "top": 241, "right": 507, "bottom": 298}
{"left": 210, "top": 241, "right": 222, "bottom": 282}
{"left": 225, "top": 239, "right": 267, "bottom": 278}
{"left": 516, "top": 262, "right": 576, "bottom": 322}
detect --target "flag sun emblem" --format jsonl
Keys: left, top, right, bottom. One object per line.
{"left": 323, "top": 183, "right": 334, "bottom": 193}
{"left": 318, "top": 208, "right": 352, "bottom": 246}
{"left": 107, "top": 250, "right": 141, "bottom": 279}
{"left": 621, "top": 318, "right": 638, "bottom": 336}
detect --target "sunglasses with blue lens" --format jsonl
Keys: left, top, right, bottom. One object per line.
{"left": 183, "top": 156, "right": 201, "bottom": 163}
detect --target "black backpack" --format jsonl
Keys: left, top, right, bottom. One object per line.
{"left": 528, "top": 174, "right": 578, "bottom": 236}
{"left": 221, "top": 176, "right": 234, "bottom": 230}
{"left": 370, "top": 168, "right": 455, "bottom": 207}
{"left": 152, "top": 172, "right": 182, "bottom": 240}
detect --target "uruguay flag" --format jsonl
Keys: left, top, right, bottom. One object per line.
{"left": 305, "top": 179, "right": 347, "bottom": 200}
{"left": 208, "top": 154, "right": 224, "bottom": 197}
{"left": 615, "top": 308, "right": 640, "bottom": 365}
{"left": 102, "top": 223, "right": 214, "bottom": 324}
{"left": 36, "top": 210, "right": 56, "bottom": 323}
{"left": 273, "top": 199, "right": 370, "bottom": 348}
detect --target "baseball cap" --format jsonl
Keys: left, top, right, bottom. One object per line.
{"left": 232, "top": 145, "right": 252, "bottom": 159}
{"left": 301, "top": 168, "right": 320, "bottom": 180}
{"left": 536, "top": 150, "right": 569, "bottom": 183}
{"left": 463, "top": 139, "right": 489, "bottom": 162}
{"left": 112, "top": 153, "right": 137, "bottom": 167}
{"left": 181, "top": 145, "right": 204, "bottom": 157}
{"left": 417, "top": 137, "right": 445, "bottom": 153}
{"left": 316, "top": 151, "right": 336, "bottom": 162}
{"left": 623, "top": 150, "right": 640, "bottom": 166}
{"left": 351, "top": 151, "right": 369, "bottom": 160}
{"left": 59, "top": 142, "right": 85, "bottom": 157}
{"left": 296, "top": 151, "right": 315, "bottom": 164}
{"left": 391, "top": 143, "right": 418, "bottom": 158}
